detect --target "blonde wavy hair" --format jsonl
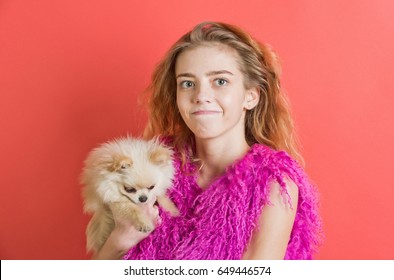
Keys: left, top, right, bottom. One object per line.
{"left": 144, "top": 21, "right": 303, "bottom": 165}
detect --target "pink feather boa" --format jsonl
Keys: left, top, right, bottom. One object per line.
{"left": 124, "top": 143, "right": 323, "bottom": 259}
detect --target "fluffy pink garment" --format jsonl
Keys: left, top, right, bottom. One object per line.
{"left": 124, "top": 144, "right": 323, "bottom": 260}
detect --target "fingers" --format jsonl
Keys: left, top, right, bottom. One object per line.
{"left": 151, "top": 204, "right": 159, "bottom": 217}
{"left": 145, "top": 203, "right": 161, "bottom": 226}
{"left": 156, "top": 215, "right": 162, "bottom": 226}
{"left": 152, "top": 205, "right": 162, "bottom": 226}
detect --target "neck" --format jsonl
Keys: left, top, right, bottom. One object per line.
{"left": 194, "top": 137, "right": 250, "bottom": 189}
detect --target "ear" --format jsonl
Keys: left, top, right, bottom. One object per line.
{"left": 109, "top": 156, "right": 133, "bottom": 172}
{"left": 149, "top": 145, "right": 172, "bottom": 166}
{"left": 244, "top": 87, "right": 260, "bottom": 110}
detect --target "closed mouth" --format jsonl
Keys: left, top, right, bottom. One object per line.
{"left": 192, "top": 110, "right": 222, "bottom": 115}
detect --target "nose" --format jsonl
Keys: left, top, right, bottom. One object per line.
{"left": 193, "top": 82, "right": 213, "bottom": 103}
{"left": 138, "top": 195, "right": 148, "bottom": 203}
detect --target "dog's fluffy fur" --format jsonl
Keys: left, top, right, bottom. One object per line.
{"left": 81, "top": 137, "right": 178, "bottom": 254}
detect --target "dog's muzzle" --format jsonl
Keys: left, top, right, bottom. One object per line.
{"left": 138, "top": 195, "right": 148, "bottom": 203}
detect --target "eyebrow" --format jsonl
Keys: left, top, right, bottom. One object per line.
{"left": 176, "top": 70, "right": 234, "bottom": 79}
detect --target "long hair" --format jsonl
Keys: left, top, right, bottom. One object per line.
{"left": 144, "top": 21, "right": 303, "bottom": 165}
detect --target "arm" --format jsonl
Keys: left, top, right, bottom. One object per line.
{"left": 242, "top": 178, "right": 298, "bottom": 260}
{"left": 93, "top": 223, "right": 152, "bottom": 260}
{"left": 93, "top": 201, "right": 160, "bottom": 260}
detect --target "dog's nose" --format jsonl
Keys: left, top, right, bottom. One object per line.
{"left": 139, "top": 195, "right": 148, "bottom": 203}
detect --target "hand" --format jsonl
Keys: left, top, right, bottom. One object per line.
{"left": 93, "top": 198, "right": 161, "bottom": 259}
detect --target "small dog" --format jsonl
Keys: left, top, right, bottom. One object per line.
{"left": 81, "top": 137, "right": 178, "bottom": 254}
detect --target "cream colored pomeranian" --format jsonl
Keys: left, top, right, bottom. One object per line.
{"left": 81, "top": 137, "right": 178, "bottom": 254}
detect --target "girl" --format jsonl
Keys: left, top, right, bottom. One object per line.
{"left": 95, "top": 21, "right": 322, "bottom": 260}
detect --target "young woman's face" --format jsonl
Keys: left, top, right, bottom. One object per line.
{"left": 175, "top": 44, "right": 257, "bottom": 142}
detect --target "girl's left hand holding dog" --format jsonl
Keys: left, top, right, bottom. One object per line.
{"left": 93, "top": 198, "right": 161, "bottom": 260}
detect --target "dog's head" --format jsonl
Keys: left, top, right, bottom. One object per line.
{"left": 81, "top": 137, "right": 174, "bottom": 208}
{"left": 110, "top": 143, "right": 173, "bottom": 204}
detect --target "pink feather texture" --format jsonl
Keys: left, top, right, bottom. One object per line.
{"left": 124, "top": 144, "right": 323, "bottom": 260}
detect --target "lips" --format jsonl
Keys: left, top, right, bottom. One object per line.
{"left": 192, "top": 109, "right": 222, "bottom": 115}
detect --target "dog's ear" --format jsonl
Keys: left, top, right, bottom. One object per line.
{"left": 109, "top": 156, "right": 133, "bottom": 172}
{"left": 149, "top": 145, "right": 172, "bottom": 166}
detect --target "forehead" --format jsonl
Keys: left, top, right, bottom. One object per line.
{"left": 175, "top": 43, "right": 242, "bottom": 74}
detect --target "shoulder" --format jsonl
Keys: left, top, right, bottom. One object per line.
{"left": 249, "top": 144, "right": 299, "bottom": 167}
{"left": 245, "top": 145, "right": 323, "bottom": 259}
{"left": 156, "top": 135, "right": 175, "bottom": 147}
{"left": 247, "top": 144, "right": 314, "bottom": 206}
{"left": 250, "top": 144, "right": 306, "bottom": 180}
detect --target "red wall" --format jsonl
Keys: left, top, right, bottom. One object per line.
{"left": 1, "top": 0, "right": 393, "bottom": 259}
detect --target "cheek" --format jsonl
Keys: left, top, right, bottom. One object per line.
{"left": 176, "top": 95, "right": 188, "bottom": 116}
{"left": 176, "top": 94, "right": 181, "bottom": 110}
{"left": 219, "top": 93, "right": 245, "bottom": 112}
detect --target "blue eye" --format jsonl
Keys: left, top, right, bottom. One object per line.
{"left": 215, "top": 79, "right": 228, "bottom": 86}
{"left": 180, "top": 81, "right": 194, "bottom": 88}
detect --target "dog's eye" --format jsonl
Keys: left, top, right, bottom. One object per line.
{"left": 124, "top": 186, "right": 136, "bottom": 193}
{"left": 148, "top": 185, "right": 155, "bottom": 190}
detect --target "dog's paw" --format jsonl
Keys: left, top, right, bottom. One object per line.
{"left": 135, "top": 221, "right": 154, "bottom": 233}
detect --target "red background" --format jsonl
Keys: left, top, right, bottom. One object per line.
{"left": 1, "top": 0, "right": 393, "bottom": 259}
